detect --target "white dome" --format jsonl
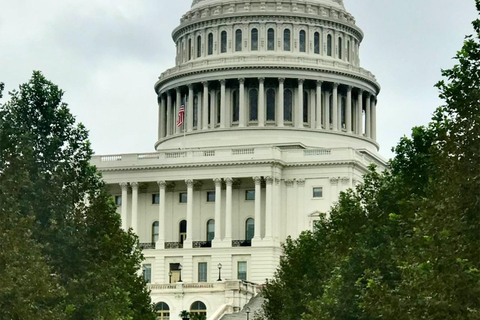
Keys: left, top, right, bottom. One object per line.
{"left": 191, "top": 0, "right": 345, "bottom": 11}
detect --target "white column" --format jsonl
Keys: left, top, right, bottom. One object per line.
{"left": 120, "top": 182, "right": 128, "bottom": 230}
{"left": 296, "top": 179, "right": 305, "bottom": 234}
{"left": 213, "top": 178, "right": 222, "bottom": 243}
{"left": 166, "top": 92, "right": 172, "bottom": 136}
{"left": 297, "top": 79, "right": 304, "bottom": 128}
{"left": 202, "top": 82, "right": 209, "bottom": 130}
{"left": 220, "top": 79, "right": 226, "bottom": 128}
{"left": 316, "top": 81, "right": 323, "bottom": 129}
{"left": 157, "top": 181, "right": 166, "bottom": 249}
{"left": 332, "top": 83, "right": 339, "bottom": 131}
{"left": 366, "top": 93, "right": 371, "bottom": 138}
{"left": 372, "top": 97, "right": 377, "bottom": 141}
{"left": 210, "top": 88, "right": 216, "bottom": 129}
{"left": 225, "top": 178, "right": 233, "bottom": 242}
{"left": 158, "top": 94, "right": 166, "bottom": 139}
{"left": 185, "top": 179, "right": 194, "bottom": 248}
{"left": 253, "top": 177, "right": 262, "bottom": 241}
{"left": 346, "top": 86, "right": 352, "bottom": 133}
{"left": 131, "top": 182, "right": 138, "bottom": 235}
{"left": 239, "top": 78, "right": 246, "bottom": 127}
{"left": 324, "top": 91, "right": 330, "bottom": 130}
{"left": 176, "top": 88, "right": 182, "bottom": 134}
{"left": 278, "top": 78, "right": 285, "bottom": 127}
{"left": 187, "top": 85, "right": 194, "bottom": 132}
{"left": 357, "top": 90, "right": 364, "bottom": 135}
{"left": 264, "top": 176, "right": 273, "bottom": 240}
{"left": 258, "top": 78, "right": 265, "bottom": 127}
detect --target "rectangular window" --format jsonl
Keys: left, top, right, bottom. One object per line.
{"left": 143, "top": 264, "right": 152, "bottom": 283}
{"left": 313, "top": 187, "right": 323, "bottom": 198}
{"left": 152, "top": 193, "right": 160, "bottom": 204}
{"left": 207, "top": 191, "right": 216, "bottom": 202}
{"left": 245, "top": 190, "right": 255, "bottom": 200}
{"left": 179, "top": 192, "right": 188, "bottom": 203}
{"left": 238, "top": 261, "right": 247, "bottom": 281}
{"left": 198, "top": 262, "right": 208, "bottom": 282}
{"left": 114, "top": 195, "right": 122, "bottom": 206}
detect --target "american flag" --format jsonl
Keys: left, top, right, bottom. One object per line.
{"left": 176, "top": 104, "right": 185, "bottom": 127}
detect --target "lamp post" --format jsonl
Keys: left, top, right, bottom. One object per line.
{"left": 178, "top": 264, "right": 183, "bottom": 283}
{"left": 217, "top": 263, "right": 222, "bottom": 281}
{"left": 246, "top": 307, "right": 250, "bottom": 320}
{"left": 169, "top": 271, "right": 172, "bottom": 283}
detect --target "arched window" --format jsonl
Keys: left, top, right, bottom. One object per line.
{"left": 193, "top": 95, "right": 198, "bottom": 128}
{"left": 329, "top": 94, "right": 333, "bottom": 124}
{"left": 179, "top": 220, "right": 187, "bottom": 245}
{"left": 341, "top": 96, "right": 346, "bottom": 128}
{"left": 314, "top": 32, "right": 320, "bottom": 54}
{"left": 155, "top": 302, "right": 170, "bottom": 320}
{"left": 299, "top": 30, "right": 306, "bottom": 52}
{"left": 221, "top": 31, "right": 227, "bottom": 53}
{"left": 190, "top": 301, "right": 207, "bottom": 317}
{"left": 267, "top": 28, "right": 275, "bottom": 51}
{"left": 347, "top": 40, "right": 351, "bottom": 62}
{"left": 327, "top": 34, "right": 332, "bottom": 57}
{"left": 338, "top": 37, "right": 343, "bottom": 59}
{"left": 197, "top": 35, "right": 202, "bottom": 58}
{"left": 245, "top": 218, "right": 254, "bottom": 241}
{"left": 188, "top": 38, "right": 192, "bottom": 60}
{"left": 283, "top": 29, "right": 291, "bottom": 51}
{"left": 266, "top": 88, "right": 276, "bottom": 121}
{"left": 303, "top": 91, "right": 309, "bottom": 123}
{"left": 235, "top": 29, "right": 242, "bottom": 52}
{"left": 251, "top": 28, "right": 258, "bottom": 51}
{"left": 217, "top": 92, "right": 221, "bottom": 124}
{"left": 208, "top": 33, "right": 213, "bottom": 55}
{"left": 207, "top": 219, "right": 215, "bottom": 241}
{"left": 152, "top": 221, "right": 159, "bottom": 243}
{"left": 284, "top": 89, "right": 293, "bottom": 122}
{"left": 232, "top": 89, "right": 239, "bottom": 122}
{"left": 249, "top": 89, "right": 258, "bottom": 121}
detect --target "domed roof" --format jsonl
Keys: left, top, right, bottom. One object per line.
{"left": 191, "top": 0, "right": 345, "bottom": 11}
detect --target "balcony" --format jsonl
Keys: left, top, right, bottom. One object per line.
{"left": 193, "top": 241, "right": 212, "bottom": 248}
{"left": 232, "top": 240, "right": 251, "bottom": 247}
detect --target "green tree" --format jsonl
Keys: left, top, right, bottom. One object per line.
{"left": 0, "top": 72, "right": 155, "bottom": 319}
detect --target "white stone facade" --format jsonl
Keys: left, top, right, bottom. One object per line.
{"left": 92, "top": 1, "right": 386, "bottom": 319}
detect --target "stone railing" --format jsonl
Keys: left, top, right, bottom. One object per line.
{"left": 139, "top": 243, "right": 156, "bottom": 250}
{"left": 232, "top": 240, "right": 252, "bottom": 247}
{"left": 193, "top": 241, "right": 212, "bottom": 248}
{"left": 165, "top": 242, "right": 183, "bottom": 249}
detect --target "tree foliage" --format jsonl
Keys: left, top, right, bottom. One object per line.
{"left": 0, "top": 72, "right": 155, "bottom": 319}
{"left": 261, "top": 2, "right": 480, "bottom": 319}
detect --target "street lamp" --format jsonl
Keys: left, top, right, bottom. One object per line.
{"left": 178, "top": 264, "right": 183, "bottom": 283}
{"left": 246, "top": 307, "right": 250, "bottom": 320}
{"left": 217, "top": 263, "right": 222, "bottom": 281}
{"left": 169, "top": 271, "right": 172, "bottom": 283}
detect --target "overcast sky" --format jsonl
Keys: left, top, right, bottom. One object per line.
{"left": 0, "top": 0, "right": 477, "bottom": 159}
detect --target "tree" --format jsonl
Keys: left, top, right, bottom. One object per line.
{"left": 0, "top": 72, "right": 155, "bottom": 319}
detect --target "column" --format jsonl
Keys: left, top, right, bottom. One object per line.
{"left": 366, "top": 93, "right": 371, "bottom": 138}
{"left": 332, "top": 83, "right": 339, "bottom": 131}
{"left": 357, "top": 90, "right": 363, "bottom": 135}
{"left": 297, "top": 79, "right": 304, "bottom": 128}
{"left": 210, "top": 89, "right": 216, "bottom": 129}
{"left": 197, "top": 91, "right": 203, "bottom": 130}
{"left": 220, "top": 79, "right": 226, "bottom": 128}
{"left": 213, "top": 178, "right": 222, "bottom": 243}
{"left": 239, "top": 78, "right": 246, "bottom": 127}
{"left": 131, "top": 182, "right": 139, "bottom": 235}
{"left": 316, "top": 81, "right": 323, "bottom": 129}
{"left": 372, "top": 97, "right": 377, "bottom": 141}
{"left": 296, "top": 179, "right": 305, "bottom": 235}
{"left": 264, "top": 176, "right": 273, "bottom": 240}
{"left": 224, "top": 178, "right": 233, "bottom": 242}
{"left": 253, "top": 177, "right": 262, "bottom": 241}
{"left": 258, "top": 78, "right": 265, "bottom": 127}
{"left": 187, "top": 85, "right": 194, "bottom": 132}
{"left": 158, "top": 94, "right": 166, "bottom": 139}
{"left": 346, "top": 86, "right": 352, "bottom": 133}
{"left": 185, "top": 179, "right": 194, "bottom": 248}
{"left": 176, "top": 88, "right": 182, "bottom": 134}
{"left": 324, "top": 91, "right": 330, "bottom": 130}
{"left": 120, "top": 182, "right": 128, "bottom": 230}
{"left": 277, "top": 78, "right": 285, "bottom": 127}
{"left": 157, "top": 181, "right": 166, "bottom": 249}
{"left": 202, "top": 82, "right": 209, "bottom": 130}
{"left": 166, "top": 92, "right": 172, "bottom": 136}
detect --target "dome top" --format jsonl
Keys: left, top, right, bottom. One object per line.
{"left": 191, "top": 0, "right": 345, "bottom": 11}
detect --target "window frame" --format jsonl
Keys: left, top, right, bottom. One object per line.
{"left": 267, "top": 28, "right": 275, "bottom": 51}
{"left": 179, "top": 192, "right": 188, "bottom": 203}
{"left": 220, "top": 30, "right": 227, "bottom": 53}
{"left": 312, "top": 187, "right": 324, "bottom": 199}
{"left": 237, "top": 261, "right": 247, "bottom": 281}
{"left": 142, "top": 264, "right": 152, "bottom": 283}
{"left": 235, "top": 29, "right": 243, "bottom": 52}
{"left": 245, "top": 190, "right": 255, "bottom": 201}
{"left": 114, "top": 195, "right": 122, "bottom": 206}
{"left": 299, "top": 30, "right": 306, "bottom": 53}
{"left": 206, "top": 191, "right": 216, "bottom": 202}
{"left": 198, "top": 262, "right": 208, "bottom": 282}
{"left": 152, "top": 193, "right": 160, "bottom": 204}
{"left": 251, "top": 28, "right": 259, "bottom": 51}
{"left": 283, "top": 29, "right": 291, "bottom": 51}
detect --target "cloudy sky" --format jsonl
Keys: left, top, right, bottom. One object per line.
{"left": 0, "top": 0, "right": 476, "bottom": 159}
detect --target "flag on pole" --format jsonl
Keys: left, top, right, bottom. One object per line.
{"left": 176, "top": 104, "right": 185, "bottom": 127}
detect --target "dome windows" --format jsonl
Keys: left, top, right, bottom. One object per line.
{"left": 284, "top": 89, "right": 293, "bottom": 122}
{"left": 235, "top": 29, "right": 243, "bottom": 52}
{"left": 338, "top": 37, "right": 343, "bottom": 59}
{"left": 267, "top": 28, "right": 275, "bottom": 51}
{"left": 266, "top": 88, "right": 276, "bottom": 121}
{"left": 284, "top": 29, "right": 291, "bottom": 51}
{"left": 327, "top": 34, "right": 333, "bottom": 57}
{"left": 299, "top": 30, "right": 306, "bottom": 53}
{"left": 249, "top": 89, "right": 258, "bottom": 121}
{"left": 208, "top": 33, "right": 213, "bottom": 55}
{"left": 221, "top": 31, "right": 227, "bottom": 53}
{"left": 197, "top": 35, "right": 202, "bottom": 58}
{"left": 314, "top": 32, "right": 320, "bottom": 54}
{"left": 251, "top": 28, "right": 259, "bottom": 51}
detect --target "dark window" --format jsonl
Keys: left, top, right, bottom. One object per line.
{"left": 188, "top": 38, "right": 192, "bottom": 60}
{"left": 197, "top": 35, "right": 202, "bottom": 58}
{"left": 338, "top": 37, "right": 343, "bottom": 59}
{"left": 347, "top": 40, "right": 351, "bottom": 62}
{"left": 190, "top": 301, "right": 207, "bottom": 317}
{"left": 341, "top": 97, "right": 346, "bottom": 128}
{"left": 142, "top": 264, "right": 152, "bottom": 283}
{"left": 245, "top": 190, "right": 255, "bottom": 200}
{"left": 303, "top": 91, "right": 309, "bottom": 123}
{"left": 221, "top": 31, "right": 227, "bottom": 53}
{"left": 155, "top": 302, "right": 170, "bottom": 320}
{"left": 235, "top": 29, "right": 242, "bottom": 52}
{"left": 284, "top": 89, "right": 293, "bottom": 122}
{"left": 193, "top": 95, "right": 198, "bottom": 127}
{"left": 179, "top": 192, "right": 187, "bottom": 203}
{"left": 208, "top": 93, "right": 212, "bottom": 124}
{"left": 232, "top": 89, "right": 239, "bottom": 122}
{"left": 207, "top": 219, "right": 215, "bottom": 241}
{"left": 314, "top": 32, "right": 320, "bottom": 54}
{"left": 299, "top": 30, "right": 306, "bottom": 52}
{"left": 283, "top": 29, "right": 291, "bottom": 51}
{"left": 313, "top": 187, "right": 323, "bottom": 198}
{"left": 267, "top": 28, "right": 275, "bottom": 50}
{"left": 327, "top": 34, "right": 332, "bottom": 57}
{"left": 207, "top": 191, "right": 216, "bottom": 202}
{"left": 152, "top": 221, "right": 159, "bottom": 243}
{"left": 266, "top": 88, "right": 276, "bottom": 121}
{"left": 246, "top": 218, "right": 254, "bottom": 241}
{"left": 115, "top": 195, "right": 122, "bottom": 206}
{"left": 208, "top": 33, "right": 214, "bottom": 55}
{"left": 179, "top": 220, "right": 187, "bottom": 245}
{"left": 198, "top": 262, "right": 208, "bottom": 282}
{"left": 217, "top": 92, "right": 221, "bottom": 124}
{"left": 237, "top": 261, "right": 247, "bottom": 281}
{"left": 249, "top": 89, "right": 258, "bottom": 121}
{"left": 251, "top": 28, "right": 258, "bottom": 50}
{"left": 152, "top": 193, "right": 159, "bottom": 204}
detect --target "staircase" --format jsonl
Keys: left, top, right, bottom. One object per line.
{"left": 219, "top": 294, "right": 265, "bottom": 320}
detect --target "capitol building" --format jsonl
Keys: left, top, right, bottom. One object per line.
{"left": 91, "top": 0, "right": 386, "bottom": 318}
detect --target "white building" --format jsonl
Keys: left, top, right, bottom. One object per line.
{"left": 91, "top": 0, "right": 386, "bottom": 319}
